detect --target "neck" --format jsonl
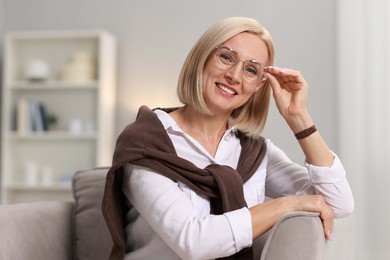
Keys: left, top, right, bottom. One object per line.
{"left": 170, "top": 106, "right": 230, "bottom": 156}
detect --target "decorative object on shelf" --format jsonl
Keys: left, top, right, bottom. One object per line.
{"left": 24, "top": 161, "right": 39, "bottom": 186}
{"left": 59, "top": 172, "right": 73, "bottom": 185}
{"left": 16, "top": 98, "right": 50, "bottom": 133}
{"left": 59, "top": 51, "right": 96, "bottom": 83}
{"left": 47, "top": 113, "right": 58, "bottom": 131}
{"left": 24, "top": 59, "right": 50, "bottom": 82}
{"left": 41, "top": 165, "right": 54, "bottom": 186}
{"left": 68, "top": 118, "right": 83, "bottom": 134}
{"left": 67, "top": 118, "right": 95, "bottom": 134}
{"left": 16, "top": 98, "right": 29, "bottom": 134}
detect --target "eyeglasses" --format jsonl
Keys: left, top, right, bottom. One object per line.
{"left": 213, "top": 45, "right": 266, "bottom": 83}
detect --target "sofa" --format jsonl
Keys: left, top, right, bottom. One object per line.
{"left": 0, "top": 167, "right": 356, "bottom": 260}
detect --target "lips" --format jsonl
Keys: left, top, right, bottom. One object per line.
{"left": 216, "top": 83, "right": 237, "bottom": 95}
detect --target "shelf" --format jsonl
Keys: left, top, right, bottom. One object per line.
{"left": 1, "top": 30, "right": 116, "bottom": 203}
{"left": 8, "top": 131, "right": 97, "bottom": 140}
{"left": 6, "top": 183, "right": 72, "bottom": 191}
{"left": 9, "top": 80, "right": 98, "bottom": 90}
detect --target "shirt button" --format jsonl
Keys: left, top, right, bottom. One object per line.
{"left": 224, "top": 135, "right": 230, "bottom": 141}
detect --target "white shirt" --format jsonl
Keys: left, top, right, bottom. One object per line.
{"left": 122, "top": 109, "right": 354, "bottom": 260}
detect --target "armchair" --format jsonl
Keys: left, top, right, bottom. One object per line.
{"left": 0, "top": 167, "right": 355, "bottom": 260}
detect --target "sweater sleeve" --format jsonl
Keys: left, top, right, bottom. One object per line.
{"left": 122, "top": 164, "right": 253, "bottom": 260}
{"left": 264, "top": 139, "right": 354, "bottom": 218}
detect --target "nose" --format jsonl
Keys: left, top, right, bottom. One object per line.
{"left": 225, "top": 60, "right": 244, "bottom": 83}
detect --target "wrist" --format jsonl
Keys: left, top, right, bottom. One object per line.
{"left": 278, "top": 196, "right": 298, "bottom": 213}
{"left": 295, "top": 125, "right": 317, "bottom": 140}
{"left": 286, "top": 113, "right": 313, "bottom": 133}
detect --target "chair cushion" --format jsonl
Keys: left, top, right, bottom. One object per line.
{"left": 72, "top": 167, "right": 112, "bottom": 260}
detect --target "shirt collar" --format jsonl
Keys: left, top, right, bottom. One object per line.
{"left": 154, "top": 108, "right": 236, "bottom": 136}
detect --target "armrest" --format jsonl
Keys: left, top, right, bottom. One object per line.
{"left": 324, "top": 213, "right": 357, "bottom": 260}
{"left": 0, "top": 201, "right": 74, "bottom": 260}
{"left": 254, "top": 212, "right": 356, "bottom": 260}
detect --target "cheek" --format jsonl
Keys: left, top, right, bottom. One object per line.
{"left": 252, "top": 86, "right": 261, "bottom": 95}
{"left": 243, "top": 85, "right": 260, "bottom": 97}
{"left": 202, "top": 65, "right": 219, "bottom": 88}
{"left": 203, "top": 59, "right": 224, "bottom": 80}
{"left": 250, "top": 81, "right": 265, "bottom": 95}
{"left": 202, "top": 73, "right": 212, "bottom": 92}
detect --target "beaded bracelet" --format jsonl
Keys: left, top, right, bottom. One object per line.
{"left": 294, "top": 125, "right": 317, "bottom": 140}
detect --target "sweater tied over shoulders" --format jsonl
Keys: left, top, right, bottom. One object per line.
{"left": 102, "top": 105, "right": 267, "bottom": 260}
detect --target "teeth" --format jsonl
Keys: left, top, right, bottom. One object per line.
{"left": 217, "top": 84, "right": 236, "bottom": 95}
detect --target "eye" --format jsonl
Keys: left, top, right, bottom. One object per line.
{"left": 219, "top": 52, "right": 234, "bottom": 64}
{"left": 244, "top": 65, "right": 259, "bottom": 76}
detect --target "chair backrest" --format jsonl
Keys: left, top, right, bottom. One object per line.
{"left": 72, "top": 167, "right": 112, "bottom": 260}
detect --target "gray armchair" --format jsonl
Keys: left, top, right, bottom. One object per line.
{"left": 0, "top": 167, "right": 355, "bottom": 260}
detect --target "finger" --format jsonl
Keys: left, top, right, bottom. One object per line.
{"left": 267, "top": 66, "right": 301, "bottom": 79}
{"left": 295, "top": 195, "right": 334, "bottom": 241}
{"left": 265, "top": 71, "right": 282, "bottom": 97}
{"left": 266, "top": 66, "right": 306, "bottom": 88}
{"left": 327, "top": 206, "right": 334, "bottom": 240}
{"left": 300, "top": 195, "right": 334, "bottom": 241}
{"left": 320, "top": 205, "right": 334, "bottom": 241}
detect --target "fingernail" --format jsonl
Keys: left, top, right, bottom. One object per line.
{"left": 327, "top": 231, "right": 332, "bottom": 241}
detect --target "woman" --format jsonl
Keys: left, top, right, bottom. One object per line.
{"left": 102, "top": 17, "right": 354, "bottom": 260}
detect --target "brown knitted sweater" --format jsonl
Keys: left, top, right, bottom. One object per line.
{"left": 102, "top": 106, "right": 267, "bottom": 259}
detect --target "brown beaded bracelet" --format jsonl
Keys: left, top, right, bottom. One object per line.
{"left": 294, "top": 125, "right": 317, "bottom": 140}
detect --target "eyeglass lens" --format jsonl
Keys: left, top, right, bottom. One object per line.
{"left": 215, "top": 46, "right": 264, "bottom": 82}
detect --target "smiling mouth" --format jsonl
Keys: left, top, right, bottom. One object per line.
{"left": 216, "top": 83, "right": 237, "bottom": 95}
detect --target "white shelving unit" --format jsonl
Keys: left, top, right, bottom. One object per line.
{"left": 1, "top": 30, "right": 116, "bottom": 203}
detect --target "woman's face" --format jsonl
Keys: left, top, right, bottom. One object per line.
{"left": 202, "top": 32, "right": 268, "bottom": 116}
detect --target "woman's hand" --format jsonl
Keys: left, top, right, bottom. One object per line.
{"left": 294, "top": 195, "right": 334, "bottom": 241}
{"left": 265, "top": 66, "right": 312, "bottom": 132}
{"left": 250, "top": 195, "right": 334, "bottom": 241}
{"left": 264, "top": 66, "right": 334, "bottom": 166}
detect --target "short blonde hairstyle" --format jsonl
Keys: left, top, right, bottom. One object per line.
{"left": 177, "top": 17, "right": 275, "bottom": 138}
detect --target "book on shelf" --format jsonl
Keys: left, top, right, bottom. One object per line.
{"left": 17, "top": 98, "right": 49, "bottom": 133}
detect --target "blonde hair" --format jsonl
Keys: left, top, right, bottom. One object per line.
{"left": 177, "top": 17, "right": 275, "bottom": 138}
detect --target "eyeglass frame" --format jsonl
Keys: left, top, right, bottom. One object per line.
{"left": 212, "top": 44, "right": 267, "bottom": 84}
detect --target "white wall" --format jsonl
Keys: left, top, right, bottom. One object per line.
{"left": 337, "top": 0, "right": 390, "bottom": 258}
{"left": 1, "top": 0, "right": 337, "bottom": 164}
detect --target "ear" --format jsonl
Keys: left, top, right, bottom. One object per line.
{"left": 253, "top": 76, "right": 267, "bottom": 93}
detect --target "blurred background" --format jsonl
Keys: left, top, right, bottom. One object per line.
{"left": 0, "top": 0, "right": 388, "bottom": 259}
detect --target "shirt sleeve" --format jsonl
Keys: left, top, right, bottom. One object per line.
{"left": 264, "top": 139, "right": 354, "bottom": 218}
{"left": 122, "top": 163, "right": 253, "bottom": 259}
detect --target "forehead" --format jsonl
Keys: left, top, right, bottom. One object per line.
{"left": 222, "top": 32, "right": 268, "bottom": 63}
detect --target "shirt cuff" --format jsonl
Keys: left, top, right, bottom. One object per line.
{"left": 305, "top": 153, "right": 346, "bottom": 184}
{"left": 223, "top": 207, "right": 253, "bottom": 252}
